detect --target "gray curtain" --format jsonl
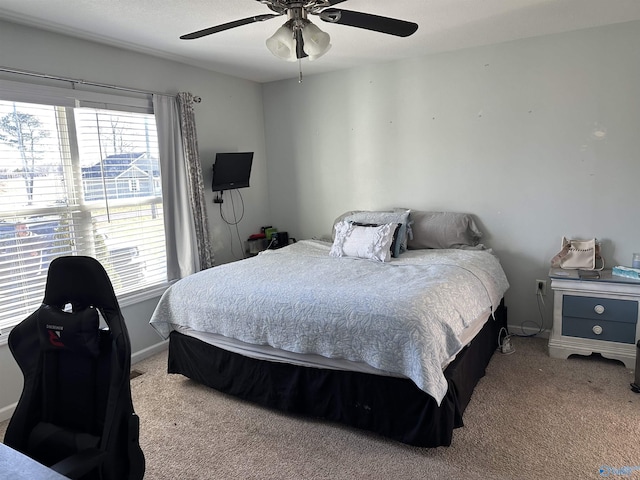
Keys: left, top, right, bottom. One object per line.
{"left": 153, "top": 93, "right": 213, "bottom": 280}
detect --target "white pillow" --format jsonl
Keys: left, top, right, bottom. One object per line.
{"left": 329, "top": 221, "right": 396, "bottom": 262}
{"left": 337, "top": 209, "right": 411, "bottom": 257}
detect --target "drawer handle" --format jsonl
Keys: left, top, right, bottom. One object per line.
{"left": 592, "top": 325, "right": 603, "bottom": 335}
{"left": 594, "top": 305, "right": 605, "bottom": 315}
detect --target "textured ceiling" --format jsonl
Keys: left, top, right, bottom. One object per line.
{"left": 2, "top": 0, "right": 640, "bottom": 83}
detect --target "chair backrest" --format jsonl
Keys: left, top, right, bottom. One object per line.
{"left": 4, "top": 256, "right": 145, "bottom": 480}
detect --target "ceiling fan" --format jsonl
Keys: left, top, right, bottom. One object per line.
{"left": 180, "top": 0, "right": 419, "bottom": 63}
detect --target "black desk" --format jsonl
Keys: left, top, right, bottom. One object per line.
{"left": 0, "top": 443, "right": 69, "bottom": 479}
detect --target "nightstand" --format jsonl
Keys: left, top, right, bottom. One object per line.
{"left": 548, "top": 268, "right": 640, "bottom": 368}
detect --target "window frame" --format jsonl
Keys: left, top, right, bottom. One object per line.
{"left": 0, "top": 79, "right": 170, "bottom": 345}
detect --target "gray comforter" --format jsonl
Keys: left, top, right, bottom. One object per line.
{"left": 150, "top": 240, "right": 509, "bottom": 404}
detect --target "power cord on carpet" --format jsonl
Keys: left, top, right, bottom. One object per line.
{"left": 498, "top": 326, "right": 515, "bottom": 355}
{"left": 498, "top": 288, "right": 548, "bottom": 355}
{"left": 518, "top": 288, "right": 546, "bottom": 337}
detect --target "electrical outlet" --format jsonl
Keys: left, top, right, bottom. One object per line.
{"left": 535, "top": 279, "right": 547, "bottom": 296}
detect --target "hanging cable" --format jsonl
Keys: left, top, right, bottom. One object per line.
{"left": 218, "top": 189, "right": 246, "bottom": 260}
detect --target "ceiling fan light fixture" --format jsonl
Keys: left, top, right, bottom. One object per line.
{"left": 181, "top": 2, "right": 419, "bottom": 67}
{"left": 265, "top": 24, "right": 297, "bottom": 62}
{"left": 301, "top": 21, "right": 331, "bottom": 60}
{"left": 307, "top": 44, "right": 332, "bottom": 61}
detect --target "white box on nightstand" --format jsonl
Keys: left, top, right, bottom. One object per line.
{"left": 548, "top": 268, "right": 640, "bottom": 368}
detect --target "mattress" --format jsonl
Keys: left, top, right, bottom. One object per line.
{"left": 173, "top": 304, "right": 493, "bottom": 377}
{"left": 150, "top": 239, "right": 509, "bottom": 404}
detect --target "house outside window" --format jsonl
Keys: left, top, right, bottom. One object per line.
{"left": 0, "top": 98, "right": 168, "bottom": 339}
{"left": 128, "top": 178, "right": 140, "bottom": 193}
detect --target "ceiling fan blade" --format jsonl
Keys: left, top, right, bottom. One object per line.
{"left": 325, "top": 0, "right": 349, "bottom": 5}
{"left": 319, "top": 9, "right": 418, "bottom": 37}
{"left": 180, "top": 14, "right": 279, "bottom": 40}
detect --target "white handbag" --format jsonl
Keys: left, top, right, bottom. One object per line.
{"left": 551, "top": 237, "right": 604, "bottom": 270}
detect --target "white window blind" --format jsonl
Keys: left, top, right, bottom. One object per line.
{"left": 0, "top": 98, "right": 167, "bottom": 337}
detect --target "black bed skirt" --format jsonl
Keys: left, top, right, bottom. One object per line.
{"left": 167, "top": 301, "right": 506, "bottom": 447}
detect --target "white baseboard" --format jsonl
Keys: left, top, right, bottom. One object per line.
{"left": 132, "top": 340, "right": 169, "bottom": 365}
{"left": 507, "top": 323, "right": 550, "bottom": 339}
{"left": 1, "top": 341, "right": 169, "bottom": 424}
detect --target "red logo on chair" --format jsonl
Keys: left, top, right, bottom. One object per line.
{"left": 48, "top": 329, "right": 64, "bottom": 347}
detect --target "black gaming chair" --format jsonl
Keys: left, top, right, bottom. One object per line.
{"left": 3, "top": 256, "right": 145, "bottom": 480}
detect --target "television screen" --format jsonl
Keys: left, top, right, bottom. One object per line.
{"left": 211, "top": 152, "right": 253, "bottom": 192}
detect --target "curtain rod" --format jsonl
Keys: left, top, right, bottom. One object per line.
{"left": 0, "top": 65, "right": 201, "bottom": 103}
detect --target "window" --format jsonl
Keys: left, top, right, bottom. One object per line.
{"left": 0, "top": 98, "right": 167, "bottom": 338}
{"left": 128, "top": 179, "right": 140, "bottom": 193}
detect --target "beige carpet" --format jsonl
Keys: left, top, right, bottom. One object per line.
{"left": 2, "top": 336, "right": 640, "bottom": 479}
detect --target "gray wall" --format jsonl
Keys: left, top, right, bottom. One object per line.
{"left": 262, "top": 20, "right": 640, "bottom": 335}
{"left": 2, "top": 16, "right": 639, "bottom": 419}
{"left": 0, "top": 19, "right": 271, "bottom": 419}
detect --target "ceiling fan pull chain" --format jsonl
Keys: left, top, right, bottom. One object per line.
{"left": 298, "top": 59, "right": 303, "bottom": 83}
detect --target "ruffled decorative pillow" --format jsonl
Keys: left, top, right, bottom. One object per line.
{"left": 336, "top": 209, "right": 411, "bottom": 257}
{"left": 330, "top": 221, "right": 396, "bottom": 262}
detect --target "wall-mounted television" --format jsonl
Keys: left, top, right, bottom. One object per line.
{"left": 211, "top": 152, "right": 254, "bottom": 192}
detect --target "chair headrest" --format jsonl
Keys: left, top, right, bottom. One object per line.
{"left": 43, "top": 256, "right": 120, "bottom": 318}
{"left": 37, "top": 305, "right": 101, "bottom": 358}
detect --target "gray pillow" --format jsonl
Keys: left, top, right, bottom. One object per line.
{"left": 407, "top": 211, "right": 483, "bottom": 249}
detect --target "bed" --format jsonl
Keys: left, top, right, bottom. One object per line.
{"left": 150, "top": 210, "right": 510, "bottom": 447}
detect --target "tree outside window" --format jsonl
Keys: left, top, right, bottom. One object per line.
{"left": 0, "top": 105, "right": 50, "bottom": 205}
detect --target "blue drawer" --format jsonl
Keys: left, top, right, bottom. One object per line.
{"left": 562, "top": 316, "right": 636, "bottom": 344}
{"left": 562, "top": 295, "right": 637, "bottom": 324}
{"left": 562, "top": 295, "right": 638, "bottom": 344}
